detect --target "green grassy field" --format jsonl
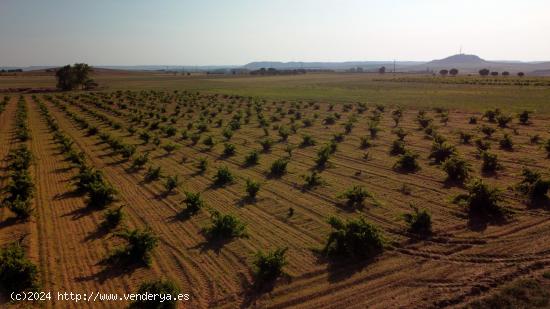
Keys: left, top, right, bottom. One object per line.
{"left": 2, "top": 72, "right": 550, "bottom": 112}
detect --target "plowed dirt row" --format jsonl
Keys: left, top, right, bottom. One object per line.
{"left": 0, "top": 98, "right": 37, "bottom": 304}
{"left": 0, "top": 97, "right": 25, "bottom": 245}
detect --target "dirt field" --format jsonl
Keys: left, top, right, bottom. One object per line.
{"left": 1, "top": 77, "right": 550, "bottom": 308}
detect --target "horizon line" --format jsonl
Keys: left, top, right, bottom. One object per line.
{"left": 2, "top": 54, "right": 550, "bottom": 68}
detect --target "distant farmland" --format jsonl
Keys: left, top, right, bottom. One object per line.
{"left": 3, "top": 72, "right": 550, "bottom": 111}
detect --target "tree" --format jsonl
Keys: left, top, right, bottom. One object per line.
{"left": 516, "top": 168, "right": 550, "bottom": 202}
{"left": 213, "top": 166, "right": 234, "bottom": 186}
{"left": 378, "top": 66, "right": 386, "bottom": 74}
{"left": 428, "top": 141, "right": 456, "bottom": 164}
{"left": 72, "top": 63, "right": 91, "bottom": 87}
{"left": 454, "top": 178, "right": 502, "bottom": 218}
{"left": 517, "top": 72, "right": 525, "bottom": 77}
{"left": 55, "top": 63, "right": 94, "bottom": 91}
{"left": 269, "top": 158, "right": 289, "bottom": 176}
{"left": 442, "top": 156, "right": 471, "bottom": 183}
{"left": 55, "top": 65, "right": 74, "bottom": 90}
{"left": 449, "top": 68, "right": 458, "bottom": 76}
{"left": 490, "top": 71, "right": 499, "bottom": 76}
{"left": 245, "top": 179, "right": 260, "bottom": 199}
{"left": 182, "top": 191, "right": 204, "bottom": 215}
{"left": 394, "top": 150, "right": 420, "bottom": 172}
{"left": 439, "top": 69, "right": 449, "bottom": 76}
{"left": 109, "top": 228, "right": 158, "bottom": 265}
{"left": 502, "top": 71, "right": 510, "bottom": 76}
{"left": 323, "top": 216, "right": 383, "bottom": 259}
{"left": 518, "top": 110, "right": 531, "bottom": 125}
{"left": 338, "top": 185, "right": 373, "bottom": 208}
{"left": 479, "top": 68, "right": 490, "bottom": 76}
{"left": 100, "top": 206, "right": 124, "bottom": 230}
{"left": 204, "top": 211, "right": 247, "bottom": 240}
{"left": 0, "top": 242, "right": 39, "bottom": 293}
{"left": 403, "top": 206, "right": 432, "bottom": 235}
{"left": 253, "top": 248, "right": 288, "bottom": 286}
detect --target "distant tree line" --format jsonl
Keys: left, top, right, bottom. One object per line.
{"left": 250, "top": 68, "right": 307, "bottom": 76}
{"left": 478, "top": 68, "right": 524, "bottom": 77}
{"left": 55, "top": 63, "right": 97, "bottom": 90}
{"left": 433, "top": 68, "right": 525, "bottom": 77}
{"left": 244, "top": 66, "right": 526, "bottom": 77}
{"left": 0, "top": 69, "right": 23, "bottom": 73}
{"left": 438, "top": 68, "right": 459, "bottom": 76}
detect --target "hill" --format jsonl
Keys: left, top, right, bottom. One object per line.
{"left": 5, "top": 54, "right": 550, "bottom": 75}
{"left": 426, "top": 54, "right": 488, "bottom": 67}
{"left": 243, "top": 61, "right": 424, "bottom": 71}
{"left": 417, "top": 54, "right": 550, "bottom": 74}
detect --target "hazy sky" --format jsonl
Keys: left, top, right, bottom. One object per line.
{"left": 1, "top": 0, "right": 549, "bottom": 66}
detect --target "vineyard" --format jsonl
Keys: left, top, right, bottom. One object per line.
{"left": 1, "top": 90, "right": 550, "bottom": 308}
